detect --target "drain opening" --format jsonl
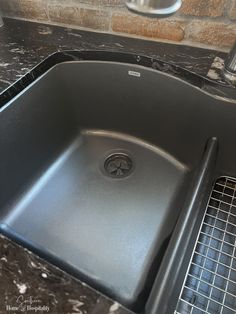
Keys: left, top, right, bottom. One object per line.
{"left": 104, "top": 153, "right": 133, "bottom": 178}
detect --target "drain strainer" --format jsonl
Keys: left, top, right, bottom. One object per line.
{"left": 104, "top": 153, "right": 133, "bottom": 178}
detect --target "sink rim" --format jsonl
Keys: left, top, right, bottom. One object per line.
{"left": 1, "top": 50, "right": 235, "bottom": 111}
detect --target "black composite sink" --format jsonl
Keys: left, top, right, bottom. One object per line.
{"left": 0, "top": 52, "right": 236, "bottom": 312}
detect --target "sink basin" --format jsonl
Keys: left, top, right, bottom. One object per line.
{"left": 0, "top": 52, "right": 236, "bottom": 311}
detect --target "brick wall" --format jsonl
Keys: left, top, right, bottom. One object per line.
{"left": 0, "top": 0, "right": 235, "bottom": 51}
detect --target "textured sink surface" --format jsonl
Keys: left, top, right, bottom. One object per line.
{"left": 1, "top": 59, "right": 236, "bottom": 311}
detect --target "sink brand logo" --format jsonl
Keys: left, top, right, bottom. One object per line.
{"left": 128, "top": 70, "right": 141, "bottom": 77}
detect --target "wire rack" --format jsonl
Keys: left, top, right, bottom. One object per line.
{"left": 175, "top": 176, "right": 236, "bottom": 314}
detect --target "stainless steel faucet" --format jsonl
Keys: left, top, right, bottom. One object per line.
{"left": 223, "top": 41, "right": 236, "bottom": 84}
{"left": 0, "top": 12, "right": 3, "bottom": 27}
{"left": 126, "top": 0, "right": 182, "bottom": 17}
{"left": 125, "top": 0, "right": 236, "bottom": 85}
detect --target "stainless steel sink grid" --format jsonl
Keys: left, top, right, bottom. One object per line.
{"left": 175, "top": 177, "right": 236, "bottom": 314}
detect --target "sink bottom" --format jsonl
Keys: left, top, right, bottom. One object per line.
{"left": 1, "top": 129, "right": 186, "bottom": 308}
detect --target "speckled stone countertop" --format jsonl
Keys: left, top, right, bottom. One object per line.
{"left": 0, "top": 17, "right": 230, "bottom": 95}
{"left": 0, "top": 17, "right": 233, "bottom": 314}
{"left": 0, "top": 235, "right": 133, "bottom": 314}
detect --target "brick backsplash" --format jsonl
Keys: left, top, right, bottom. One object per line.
{"left": 0, "top": 0, "right": 235, "bottom": 50}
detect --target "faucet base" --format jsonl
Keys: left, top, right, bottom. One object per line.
{"left": 126, "top": 0, "right": 182, "bottom": 18}
{"left": 223, "top": 67, "right": 236, "bottom": 86}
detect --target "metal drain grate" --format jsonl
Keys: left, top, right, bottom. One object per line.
{"left": 175, "top": 177, "right": 236, "bottom": 314}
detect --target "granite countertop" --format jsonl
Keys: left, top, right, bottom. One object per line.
{"left": 0, "top": 17, "right": 229, "bottom": 95}
{"left": 0, "top": 234, "right": 133, "bottom": 314}
{"left": 0, "top": 17, "right": 232, "bottom": 314}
